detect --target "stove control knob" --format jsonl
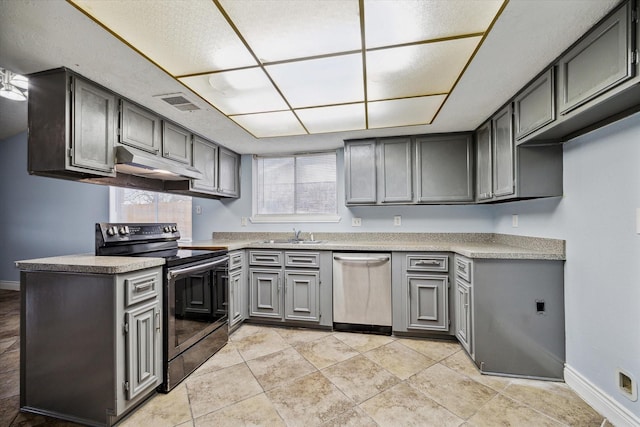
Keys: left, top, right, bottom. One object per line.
{"left": 171, "top": 225, "right": 178, "bottom": 233}
{"left": 118, "top": 227, "right": 128, "bottom": 236}
{"left": 107, "top": 227, "right": 116, "bottom": 236}
{"left": 163, "top": 226, "right": 171, "bottom": 233}
{"left": 124, "top": 226, "right": 130, "bottom": 234}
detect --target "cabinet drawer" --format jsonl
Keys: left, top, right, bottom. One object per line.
{"left": 124, "top": 270, "right": 160, "bottom": 307}
{"left": 406, "top": 254, "right": 448, "bottom": 272}
{"left": 285, "top": 252, "right": 320, "bottom": 268}
{"left": 229, "top": 250, "right": 245, "bottom": 270}
{"left": 249, "top": 251, "right": 282, "bottom": 266}
{"left": 454, "top": 256, "right": 472, "bottom": 282}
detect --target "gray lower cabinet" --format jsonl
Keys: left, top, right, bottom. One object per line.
{"left": 345, "top": 139, "right": 377, "bottom": 204}
{"left": 454, "top": 256, "right": 473, "bottom": 356}
{"left": 228, "top": 250, "right": 247, "bottom": 332}
{"left": 392, "top": 253, "right": 451, "bottom": 335}
{"left": 415, "top": 134, "right": 473, "bottom": 203}
{"left": 119, "top": 99, "right": 161, "bottom": 154}
{"left": 459, "top": 258, "right": 565, "bottom": 379}
{"left": 378, "top": 137, "right": 413, "bottom": 203}
{"left": 19, "top": 266, "right": 162, "bottom": 426}
{"left": 248, "top": 250, "right": 331, "bottom": 327}
{"left": 218, "top": 147, "right": 241, "bottom": 198}
{"left": 28, "top": 68, "right": 117, "bottom": 178}
{"left": 162, "top": 121, "right": 192, "bottom": 165}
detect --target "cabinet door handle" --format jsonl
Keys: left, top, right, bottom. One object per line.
{"left": 134, "top": 282, "right": 153, "bottom": 292}
{"left": 155, "top": 309, "right": 160, "bottom": 332}
{"left": 416, "top": 260, "right": 440, "bottom": 266}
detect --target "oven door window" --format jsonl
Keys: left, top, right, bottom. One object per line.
{"left": 173, "top": 267, "right": 227, "bottom": 349}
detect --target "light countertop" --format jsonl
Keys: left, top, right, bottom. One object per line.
{"left": 15, "top": 254, "right": 165, "bottom": 274}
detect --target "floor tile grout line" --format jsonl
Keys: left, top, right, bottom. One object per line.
{"left": 491, "top": 390, "right": 575, "bottom": 426}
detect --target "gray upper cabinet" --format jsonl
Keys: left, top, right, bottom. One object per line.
{"left": 558, "top": 4, "right": 633, "bottom": 115}
{"left": 378, "top": 137, "right": 413, "bottom": 203}
{"left": 475, "top": 121, "right": 493, "bottom": 201}
{"left": 71, "top": 76, "right": 117, "bottom": 175}
{"left": 119, "top": 100, "right": 161, "bottom": 154}
{"left": 514, "top": 68, "right": 555, "bottom": 141}
{"left": 162, "top": 121, "right": 192, "bottom": 165}
{"left": 415, "top": 134, "right": 473, "bottom": 203}
{"left": 191, "top": 136, "right": 218, "bottom": 193}
{"left": 218, "top": 147, "right": 240, "bottom": 198}
{"left": 345, "top": 140, "right": 377, "bottom": 204}
{"left": 492, "top": 105, "right": 515, "bottom": 199}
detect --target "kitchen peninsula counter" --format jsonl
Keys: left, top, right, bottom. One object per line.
{"left": 181, "top": 232, "right": 565, "bottom": 260}
{"left": 15, "top": 254, "right": 165, "bottom": 274}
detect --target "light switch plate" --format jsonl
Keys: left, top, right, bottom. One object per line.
{"left": 352, "top": 217, "right": 362, "bottom": 227}
{"left": 512, "top": 214, "right": 519, "bottom": 228}
{"left": 195, "top": 205, "right": 202, "bottom": 215}
{"left": 241, "top": 217, "right": 248, "bottom": 227}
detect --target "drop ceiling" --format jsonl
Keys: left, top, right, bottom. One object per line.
{"left": 0, "top": 0, "right": 621, "bottom": 154}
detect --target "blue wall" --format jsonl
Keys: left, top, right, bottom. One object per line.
{"left": 0, "top": 132, "right": 110, "bottom": 282}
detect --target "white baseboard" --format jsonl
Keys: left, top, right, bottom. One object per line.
{"left": 0, "top": 280, "right": 20, "bottom": 291}
{"left": 565, "top": 365, "right": 640, "bottom": 427}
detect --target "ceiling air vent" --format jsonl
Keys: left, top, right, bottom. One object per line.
{"left": 154, "top": 92, "right": 201, "bottom": 111}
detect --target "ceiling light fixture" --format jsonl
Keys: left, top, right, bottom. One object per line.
{"left": 0, "top": 68, "right": 28, "bottom": 101}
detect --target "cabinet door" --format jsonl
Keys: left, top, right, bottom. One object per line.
{"left": 192, "top": 136, "right": 218, "bottom": 193}
{"left": 229, "top": 269, "right": 244, "bottom": 327}
{"left": 119, "top": 100, "right": 161, "bottom": 154}
{"left": 514, "top": 68, "right": 555, "bottom": 140}
{"left": 415, "top": 135, "right": 473, "bottom": 203}
{"left": 71, "top": 77, "right": 116, "bottom": 175}
{"left": 218, "top": 147, "right": 240, "bottom": 197}
{"left": 284, "top": 270, "right": 319, "bottom": 322}
{"left": 379, "top": 137, "right": 413, "bottom": 203}
{"left": 455, "top": 279, "right": 473, "bottom": 356}
{"left": 125, "top": 300, "right": 161, "bottom": 400}
{"left": 407, "top": 274, "right": 449, "bottom": 331}
{"left": 345, "top": 140, "right": 377, "bottom": 204}
{"left": 162, "top": 121, "right": 191, "bottom": 165}
{"left": 475, "top": 121, "right": 493, "bottom": 201}
{"left": 492, "top": 106, "right": 515, "bottom": 198}
{"left": 558, "top": 4, "right": 633, "bottom": 115}
{"left": 249, "top": 269, "right": 282, "bottom": 319}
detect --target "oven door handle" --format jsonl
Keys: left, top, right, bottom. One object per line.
{"left": 167, "top": 256, "right": 229, "bottom": 280}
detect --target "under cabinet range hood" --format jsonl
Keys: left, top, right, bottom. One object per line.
{"left": 115, "top": 145, "right": 204, "bottom": 181}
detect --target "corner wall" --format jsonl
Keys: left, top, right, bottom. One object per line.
{"left": 0, "top": 132, "right": 109, "bottom": 282}
{"left": 492, "top": 112, "right": 640, "bottom": 423}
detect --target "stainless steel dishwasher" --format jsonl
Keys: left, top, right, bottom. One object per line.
{"left": 333, "top": 253, "right": 392, "bottom": 335}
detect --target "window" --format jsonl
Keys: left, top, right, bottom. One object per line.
{"left": 253, "top": 151, "right": 339, "bottom": 222}
{"left": 109, "top": 187, "right": 193, "bottom": 240}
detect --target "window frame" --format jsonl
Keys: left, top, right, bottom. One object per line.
{"left": 251, "top": 151, "right": 341, "bottom": 224}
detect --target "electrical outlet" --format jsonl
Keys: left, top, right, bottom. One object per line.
{"left": 241, "top": 217, "right": 248, "bottom": 227}
{"left": 352, "top": 217, "right": 362, "bottom": 227}
{"left": 195, "top": 205, "right": 202, "bottom": 215}
{"left": 512, "top": 214, "right": 519, "bottom": 228}
{"left": 394, "top": 215, "right": 402, "bottom": 226}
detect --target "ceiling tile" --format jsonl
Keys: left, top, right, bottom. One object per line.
{"left": 230, "top": 111, "right": 307, "bottom": 138}
{"left": 296, "top": 104, "right": 365, "bottom": 134}
{"left": 364, "top": 0, "right": 504, "bottom": 48}
{"left": 219, "top": 0, "right": 361, "bottom": 63}
{"left": 266, "top": 54, "right": 364, "bottom": 108}
{"left": 368, "top": 95, "right": 446, "bottom": 129}
{"left": 180, "top": 68, "right": 288, "bottom": 115}
{"left": 366, "top": 36, "right": 482, "bottom": 100}
{"left": 69, "top": 0, "right": 256, "bottom": 76}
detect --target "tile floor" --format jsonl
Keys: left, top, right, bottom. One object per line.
{"left": 0, "top": 289, "right": 611, "bottom": 427}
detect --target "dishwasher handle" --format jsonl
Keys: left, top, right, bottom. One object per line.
{"left": 333, "top": 255, "right": 390, "bottom": 263}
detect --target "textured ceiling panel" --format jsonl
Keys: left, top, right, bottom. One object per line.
{"left": 296, "top": 103, "right": 366, "bottom": 134}
{"left": 368, "top": 95, "right": 446, "bottom": 129}
{"left": 366, "top": 36, "right": 482, "bottom": 101}
{"left": 364, "top": 0, "right": 503, "bottom": 48}
{"left": 180, "top": 68, "right": 288, "bottom": 115}
{"left": 231, "top": 111, "right": 306, "bottom": 138}
{"left": 266, "top": 54, "right": 364, "bottom": 108}
{"left": 69, "top": 0, "right": 256, "bottom": 76}
{"left": 219, "top": 0, "right": 361, "bottom": 63}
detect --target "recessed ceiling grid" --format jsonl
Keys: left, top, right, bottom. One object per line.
{"left": 68, "top": 0, "right": 507, "bottom": 139}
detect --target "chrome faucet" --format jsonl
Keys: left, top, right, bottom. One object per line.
{"left": 293, "top": 228, "right": 302, "bottom": 241}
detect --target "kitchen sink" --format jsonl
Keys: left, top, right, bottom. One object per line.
{"left": 260, "top": 239, "right": 324, "bottom": 244}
